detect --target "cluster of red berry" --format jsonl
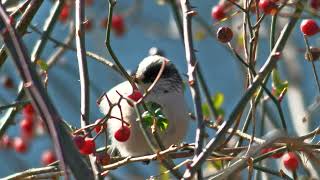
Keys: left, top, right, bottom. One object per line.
{"left": 58, "top": 0, "right": 126, "bottom": 36}
{"left": 69, "top": 89, "right": 142, "bottom": 165}
{"left": 211, "top": 0, "right": 320, "bottom": 22}
{"left": 211, "top": 0, "right": 281, "bottom": 21}
{"left": 0, "top": 104, "right": 56, "bottom": 165}
{"left": 71, "top": 134, "right": 111, "bottom": 165}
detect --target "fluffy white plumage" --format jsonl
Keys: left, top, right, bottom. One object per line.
{"left": 99, "top": 55, "right": 189, "bottom": 156}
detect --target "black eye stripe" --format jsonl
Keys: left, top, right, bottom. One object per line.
{"left": 140, "top": 62, "right": 179, "bottom": 83}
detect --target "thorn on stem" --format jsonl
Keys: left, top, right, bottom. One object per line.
{"left": 77, "top": 29, "right": 82, "bottom": 36}
{"left": 187, "top": 10, "right": 197, "bottom": 16}
{"left": 24, "top": 81, "right": 33, "bottom": 88}
{"left": 188, "top": 79, "right": 195, "bottom": 86}
{"left": 96, "top": 92, "right": 107, "bottom": 105}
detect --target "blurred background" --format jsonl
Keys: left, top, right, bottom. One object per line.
{"left": 0, "top": 0, "right": 319, "bottom": 179}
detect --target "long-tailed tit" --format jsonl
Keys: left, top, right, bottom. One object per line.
{"left": 98, "top": 55, "right": 189, "bottom": 156}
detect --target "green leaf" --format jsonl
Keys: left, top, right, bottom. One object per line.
{"left": 213, "top": 92, "right": 224, "bottom": 109}
{"left": 202, "top": 103, "right": 210, "bottom": 118}
{"left": 271, "top": 69, "right": 288, "bottom": 97}
{"left": 144, "top": 102, "right": 169, "bottom": 131}
{"left": 36, "top": 59, "right": 49, "bottom": 71}
{"left": 212, "top": 160, "right": 223, "bottom": 170}
{"left": 159, "top": 164, "right": 170, "bottom": 180}
{"left": 142, "top": 111, "right": 153, "bottom": 127}
{"left": 157, "top": 115, "right": 169, "bottom": 131}
{"left": 202, "top": 92, "right": 225, "bottom": 118}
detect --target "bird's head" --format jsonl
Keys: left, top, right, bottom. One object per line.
{"left": 133, "top": 55, "right": 183, "bottom": 94}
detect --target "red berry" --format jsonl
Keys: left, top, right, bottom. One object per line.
{"left": 300, "top": 19, "right": 319, "bottom": 36}
{"left": 216, "top": 26, "right": 233, "bottom": 43}
{"left": 13, "top": 137, "right": 27, "bottom": 153}
{"left": 311, "top": 0, "right": 320, "bottom": 10}
{"left": 23, "top": 104, "right": 35, "bottom": 118}
{"left": 41, "top": 150, "right": 57, "bottom": 165}
{"left": 59, "top": 5, "right": 70, "bottom": 23}
{"left": 94, "top": 119, "right": 107, "bottom": 133}
{"left": 211, "top": 5, "right": 225, "bottom": 21}
{"left": 128, "top": 90, "right": 143, "bottom": 102}
{"left": 96, "top": 151, "right": 111, "bottom": 165}
{"left": 79, "top": 138, "right": 96, "bottom": 155}
{"left": 283, "top": 152, "right": 299, "bottom": 171}
{"left": 112, "top": 15, "right": 125, "bottom": 36}
{"left": 0, "top": 134, "right": 12, "bottom": 148}
{"left": 20, "top": 118, "right": 34, "bottom": 136}
{"left": 258, "top": 0, "right": 278, "bottom": 15}
{"left": 114, "top": 126, "right": 131, "bottom": 142}
{"left": 72, "top": 135, "right": 85, "bottom": 149}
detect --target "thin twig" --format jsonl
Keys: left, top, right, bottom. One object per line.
{"left": 303, "top": 35, "right": 320, "bottom": 94}
{"left": 105, "top": 0, "right": 136, "bottom": 89}
{"left": 169, "top": 1, "right": 220, "bottom": 121}
{"left": 28, "top": 24, "right": 119, "bottom": 74}
{"left": 3, "top": 166, "right": 62, "bottom": 180}
{"left": 75, "top": 0, "right": 101, "bottom": 178}
{"left": 47, "top": 22, "right": 75, "bottom": 67}
{"left": 206, "top": 131, "right": 288, "bottom": 179}
{"left": 206, "top": 121, "right": 265, "bottom": 144}
{"left": 101, "top": 144, "right": 189, "bottom": 171}
{"left": 31, "top": 0, "right": 64, "bottom": 62}
{"left": 0, "top": 100, "right": 29, "bottom": 112}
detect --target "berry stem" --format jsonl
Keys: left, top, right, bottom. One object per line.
{"left": 303, "top": 35, "right": 320, "bottom": 95}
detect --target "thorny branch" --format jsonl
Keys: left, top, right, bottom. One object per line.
{"left": 180, "top": 0, "right": 205, "bottom": 178}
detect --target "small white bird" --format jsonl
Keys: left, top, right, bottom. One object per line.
{"left": 98, "top": 55, "right": 189, "bottom": 156}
